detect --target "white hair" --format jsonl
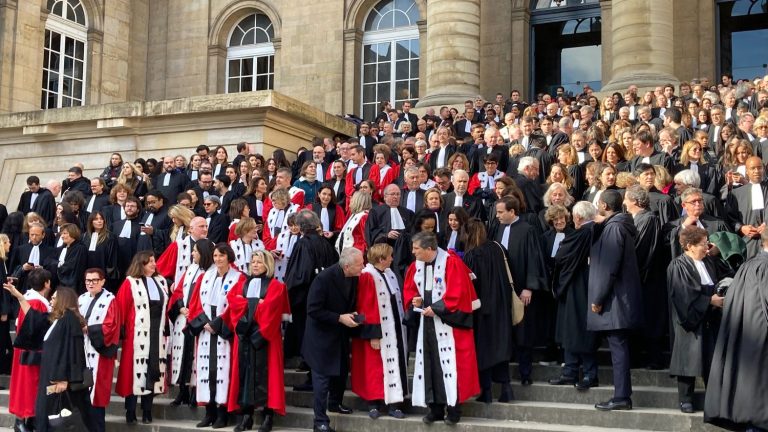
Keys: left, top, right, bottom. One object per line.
{"left": 518, "top": 156, "right": 539, "bottom": 171}
{"left": 673, "top": 169, "right": 701, "bottom": 188}
{"left": 572, "top": 201, "right": 597, "bottom": 222}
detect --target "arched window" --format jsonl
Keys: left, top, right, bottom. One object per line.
{"left": 361, "top": 0, "right": 420, "bottom": 121}
{"left": 226, "top": 13, "right": 275, "bottom": 93}
{"left": 42, "top": 0, "right": 88, "bottom": 109}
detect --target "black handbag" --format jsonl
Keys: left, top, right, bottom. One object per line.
{"left": 68, "top": 368, "right": 93, "bottom": 392}
{"left": 47, "top": 391, "right": 87, "bottom": 431}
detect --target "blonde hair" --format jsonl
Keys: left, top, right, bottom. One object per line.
{"left": 0, "top": 234, "right": 9, "bottom": 261}
{"left": 168, "top": 204, "right": 194, "bottom": 240}
{"left": 349, "top": 191, "right": 372, "bottom": 215}
{"left": 251, "top": 250, "right": 275, "bottom": 278}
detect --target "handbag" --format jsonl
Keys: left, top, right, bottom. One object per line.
{"left": 47, "top": 391, "right": 87, "bottom": 431}
{"left": 68, "top": 368, "right": 93, "bottom": 392}
{"left": 495, "top": 242, "right": 525, "bottom": 326}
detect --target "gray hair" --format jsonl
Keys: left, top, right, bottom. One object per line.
{"left": 680, "top": 187, "right": 703, "bottom": 203}
{"left": 295, "top": 209, "right": 321, "bottom": 234}
{"left": 452, "top": 169, "right": 469, "bottom": 181}
{"left": 559, "top": 116, "right": 572, "bottom": 128}
{"left": 412, "top": 231, "right": 438, "bottom": 250}
{"left": 673, "top": 169, "right": 701, "bottom": 188}
{"left": 571, "top": 201, "right": 597, "bottom": 222}
{"left": 349, "top": 191, "right": 372, "bottom": 214}
{"left": 339, "top": 247, "right": 362, "bottom": 268}
{"left": 625, "top": 184, "right": 650, "bottom": 209}
{"left": 543, "top": 182, "right": 575, "bottom": 207}
{"left": 518, "top": 156, "right": 539, "bottom": 171}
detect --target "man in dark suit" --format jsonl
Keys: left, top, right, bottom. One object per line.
{"left": 155, "top": 156, "right": 189, "bottom": 204}
{"left": 441, "top": 170, "right": 486, "bottom": 222}
{"left": 707, "top": 105, "right": 726, "bottom": 155}
{"left": 84, "top": 178, "right": 110, "bottom": 214}
{"left": 400, "top": 167, "right": 425, "bottom": 213}
{"left": 191, "top": 172, "right": 218, "bottom": 202}
{"left": 17, "top": 175, "right": 56, "bottom": 224}
{"left": 665, "top": 187, "right": 731, "bottom": 258}
{"left": 629, "top": 130, "right": 673, "bottom": 174}
{"left": 111, "top": 196, "right": 143, "bottom": 277}
{"left": 396, "top": 101, "right": 419, "bottom": 129}
{"left": 510, "top": 156, "right": 545, "bottom": 214}
{"left": 366, "top": 184, "right": 415, "bottom": 276}
{"left": 137, "top": 190, "right": 173, "bottom": 256}
{"left": 9, "top": 222, "right": 57, "bottom": 293}
{"left": 453, "top": 107, "right": 476, "bottom": 140}
{"left": 302, "top": 248, "right": 365, "bottom": 432}
{"left": 61, "top": 166, "right": 92, "bottom": 198}
{"left": 344, "top": 145, "right": 372, "bottom": 199}
{"left": 357, "top": 123, "right": 377, "bottom": 162}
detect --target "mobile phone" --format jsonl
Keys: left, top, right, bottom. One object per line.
{"left": 353, "top": 314, "right": 366, "bottom": 324}
{"left": 6, "top": 277, "right": 17, "bottom": 285}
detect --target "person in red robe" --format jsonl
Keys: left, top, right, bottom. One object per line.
{"left": 220, "top": 250, "right": 290, "bottom": 432}
{"left": 78, "top": 268, "right": 119, "bottom": 432}
{"left": 260, "top": 189, "right": 300, "bottom": 251}
{"left": 155, "top": 216, "right": 209, "bottom": 287}
{"left": 335, "top": 191, "right": 372, "bottom": 257}
{"left": 8, "top": 269, "right": 52, "bottom": 432}
{"left": 351, "top": 243, "right": 408, "bottom": 419}
{"left": 115, "top": 250, "right": 170, "bottom": 425}
{"left": 403, "top": 231, "right": 480, "bottom": 425}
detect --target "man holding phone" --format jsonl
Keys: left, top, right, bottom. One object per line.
{"left": 9, "top": 223, "right": 56, "bottom": 293}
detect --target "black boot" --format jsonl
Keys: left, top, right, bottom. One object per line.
{"left": 498, "top": 383, "right": 514, "bottom": 403}
{"left": 476, "top": 388, "right": 492, "bottom": 404}
{"left": 189, "top": 387, "right": 198, "bottom": 408}
{"left": 258, "top": 409, "right": 274, "bottom": 432}
{"left": 25, "top": 417, "right": 36, "bottom": 432}
{"left": 212, "top": 405, "right": 229, "bottom": 429}
{"left": 234, "top": 412, "right": 253, "bottom": 432}
{"left": 171, "top": 385, "right": 190, "bottom": 406}
{"left": 13, "top": 418, "right": 30, "bottom": 432}
{"left": 196, "top": 404, "right": 216, "bottom": 428}
{"left": 142, "top": 409, "right": 153, "bottom": 424}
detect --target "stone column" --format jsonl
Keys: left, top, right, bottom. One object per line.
{"left": 601, "top": 0, "right": 679, "bottom": 92}
{"left": 417, "top": 0, "right": 481, "bottom": 107}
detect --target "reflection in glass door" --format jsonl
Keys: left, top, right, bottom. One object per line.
{"left": 717, "top": 0, "right": 768, "bottom": 80}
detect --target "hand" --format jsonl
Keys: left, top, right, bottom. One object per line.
{"left": 422, "top": 306, "right": 435, "bottom": 317}
{"left": 140, "top": 225, "right": 154, "bottom": 235}
{"left": 758, "top": 223, "right": 767, "bottom": 234}
{"left": 52, "top": 381, "right": 68, "bottom": 393}
{"left": 180, "top": 307, "right": 189, "bottom": 317}
{"left": 707, "top": 244, "right": 720, "bottom": 257}
{"left": 3, "top": 282, "right": 22, "bottom": 300}
{"left": 323, "top": 231, "right": 333, "bottom": 238}
{"left": 684, "top": 216, "right": 699, "bottom": 227}
{"left": 710, "top": 294, "right": 725, "bottom": 308}
{"left": 22, "top": 263, "right": 34, "bottom": 271}
{"left": 370, "top": 339, "right": 381, "bottom": 350}
{"left": 740, "top": 225, "right": 758, "bottom": 238}
{"left": 411, "top": 297, "right": 423, "bottom": 308}
{"left": 520, "top": 289, "right": 533, "bottom": 306}
{"left": 204, "top": 323, "right": 215, "bottom": 334}
{"left": 0, "top": 314, "right": 7, "bottom": 322}
{"left": 270, "top": 250, "right": 283, "bottom": 259}
{"left": 387, "top": 230, "right": 401, "bottom": 239}
{"left": 591, "top": 304, "right": 602, "bottom": 314}
{"left": 338, "top": 313, "right": 359, "bottom": 328}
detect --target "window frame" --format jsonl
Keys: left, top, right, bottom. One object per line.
{"left": 42, "top": 3, "right": 88, "bottom": 109}
{"left": 225, "top": 14, "right": 276, "bottom": 94}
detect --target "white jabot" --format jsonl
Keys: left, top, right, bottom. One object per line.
{"left": 119, "top": 220, "right": 133, "bottom": 238}
{"left": 56, "top": 237, "right": 63, "bottom": 248}
{"left": 751, "top": 183, "right": 765, "bottom": 210}
{"left": 29, "top": 245, "right": 41, "bottom": 266}
{"left": 454, "top": 194, "right": 464, "bottom": 207}
{"left": 447, "top": 230, "right": 458, "bottom": 249}
{"left": 89, "top": 234, "right": 98, "bottom": 251}
{"left": 693, "top": 259, "right": 714, "bottom": 285}
{"left": 437, "top": 147, "right": 447, "bottom": 168}
{"left": 30, "top": 192, "right": 39, "bottom": 209}
{"left": 464, "top": 120, "right": 471, "bottom": 133}
{"left": 690, "top": 161, "right": 699, "bottom": 174}
{"left": 162, "top": 173, "right": 171, "bottom": 187}
{"left": 246, "top": 278, "right": 262, "bottom": 299}
{"left": 86, "top": 194, "right": 96, "bottom": 213}
{"left": 406, "top": 191, "right": 416, "bottom": 212}
{"left": 320, "top": 207, "right": 330, "bottom": 232}
{"left": 642, "top": 156, "right": 651, "bottom": 164}
{"left": 191, "top": 170, "right": 199, "bottom": 181}
{"left": 273, "top": 210, "right": 286, "bottom": 236}
{"left": 522, "top": 135, "right": 529, "bottom": 150}
{"left": 592, "top": 189, "right": 604, "bottom": 207}
{"left": 256, "top": 200, "right": 264, "bottom": 216}
{"left": 214, "top": 165, "right": 222, "bottom": 177}
{"left": 146, "top": 277, "right": 161, "bottom": 301}
{"left": 58, "top": 247, "right": 67, "bottom": 267}
{"left": 333, "top": 180, "right": 341, "bottom": 197}
{"left": 390, "top": 208, "right": 405, "bottom": 230}
{"left": 577, "top": 151, "right": 586, "bottom": 164}
{"left": 712, "top": 126, "right": 721, "bottom": 143}
{"left": 501, "top": 225, "right": 511, "bottom": 247}
{"left": 355, "top": 166, "right": 364, "bottom": 184}
{"left": 378, "top": 165, "right": 391, "bottom": 184}
{"left": 120, "top": 206, "right": 126, "bottom": 220}
{"left": 551, "top": 232, "right": 566, "bottom": 257}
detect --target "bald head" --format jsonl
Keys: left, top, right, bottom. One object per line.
{"left": 189, "top": 216, "right": 208, "bottom": 240}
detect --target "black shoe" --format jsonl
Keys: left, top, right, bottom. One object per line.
{"left": 422, "top": 412, "right": 444, "bottom": 424}
{"left": 388, "top": 408, "right": 405, "bottom": 419}
{"left": 293, "top": 375, "right": 313, "bottom": 392}
{"left": 196, "top": 405, "right": 216, "bottom": 428}
{"left": 234, "top": 414, "right": 253, "bottom": 432}
{"left": 170, "top": 392, "right": 188, "bottom": 407}
{"left": 368, "top": 408, "right": 381, "bottom": 419}
{"left": 548, "top": 376, "right": 577, "bottom": 385}
{"left": 520, "top": 377, "right": 533, "bottom": 386}
{"left": 257, "top": 412, "right": 273, "bottom": 432}
{"left": 312, "top": 425, "right": 336, "bottom": 432}
{"left": 680, "top": 402, "right": 695, "bottom": 413}
{"left": 212, "top": 405, "right": 228, "bottom": 429}
{"left": 142, "top": 410, "right": 153, "bottom": 424}
{"left": 297, "top": 360, "right": 310, "bottom": 371}
{"left": 328, "top": 404, "right": 353, "bottom": 414}
{"left": 476, "top": 389, "right": 492, "bottom": 404}
{"left": 445, "top": 407, "right": 461, "bottom": 426}
{"left": 498, "top": 383, "right": 515, "bottom": 403}
{"left": 595, "top": 399, "right": 632, "bottom": 411}
{"left": 189, "top": 389, "right": 197, "bottom": 408}
{"left": 13, "top": 418, "right": 31, "bottom": 432}
{"left": 574, "top": 378, "right": 599, "bottom": 391}
{"left": 125, "top": 410, "right": 137, "bottom": 424}
{"left": 24, "top": 417, "right": 35, "bottom": 432}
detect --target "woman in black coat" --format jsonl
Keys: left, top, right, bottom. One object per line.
{"left": 5, "top": 283, "right": 95, "bottom": 432}
{"left": 666, "top": 227, "right": 731, "bottom": 413}
{"left": 55, "top": 223, "right": 88, "bottom": 293}
{"left": 82, "top": 211, "right": 120, "bottom": 293}
{"left": 0, "top": 234, "right": 13, "bottom": 374}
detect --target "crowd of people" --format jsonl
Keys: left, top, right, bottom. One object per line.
{"left": 0, "top": 73, "right": 767, "bottom": 432}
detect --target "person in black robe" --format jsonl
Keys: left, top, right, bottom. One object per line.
{"left": 4, "top": 283, "right": 95, "bottom": 432}
{"left": 54, "top": 224, "right": 88, "bottom": 293}
{"left": 548, "top": 202, "right": 599, "bottom": 390}
{"left": 155, "top": 157, "right": 191, "bottom": 204}
{"left": 204, "top": 196, "right": 230, "bottom": 245}
{"left": 634, "top": 163, "right": 679, "bottom": 225}
{"left": 664, "top": 187, "right": 731, "bottom": 258}
{"left": 17, "top": 177, "right": 56, "bottom": 224}
{"left": 724, "top": 156, "right": 768, "bottom": 260}
{"left": 365, "top": 184, "right": 415, "bottom": 278}
{"left": 462, "top": 220, "right": 514, "bottom": 403}
{"left": 624, "top": 185, "right": 668, "bottom": 369}
{"left": 136, "top": 191, "right": 173, "bottom": 256}
{"left": 666, "top": 227, "right": 732, "bottom": 414}
{"left": 704, "top": 230, "right": 768, "bottom": 431}
{"left": 0, "top": 234, "right": 13, "bottom": 374}
{"left": 9, "top": 223, "right": 57, "bottom": 294}
{"left": 110, "top": 197, "right": 143, "bottom": 279}
{"left": 82, "top": 211, "right": 120, "bottom": 293}
{"left": 510, "top": 157, "right": 545, "bottom": 215}
{"left": 283, "top": 210, "right": 339, "bottom": 388}
{"left": 490, "top": 195, "right": 548, "bottom": 386}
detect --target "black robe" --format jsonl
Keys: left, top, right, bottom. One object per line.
{"left": 491, "top": 218, "right": 548, "bottom": 347}
{"left": 633, "top": 210, "right": 668, "bottom": 339}
{"left": 55, "top": 242, "right": 88, "bottom": 293}
{"left": 365, "top": 205, "right": 415, "bottom": 277}
{"left": 647, "top": 188, "right": 679, "bottom": 226}
{"left": 283, "top": 233, "right": 339, "bottom": 359}
{"left": 17, "top": 309, "right": 94, "bottom": 432}
{"left": 137, "top": 208, "right": 173, "bottom": 257}
{"left": 725, "top": 181, "right": 768, "bottom": 259}
{"left": 704, "top": 252, "right": 768, "bottom": 431}
{"left": 111, "top": 218, "right": 142, "bottom": 278}
{"left": 206, "top": 212, "right": 230, "bottom": 245}
{"left": 9, "top": 242, "right": 58, "bottom": 293}
{"left": 664, "top": 215, "right": 731, "bottom": 258}
{"left": 17, "top": 188, "right": 56, "bottom": 224}
{"left": 552, "top": 223, "right": 597, "bottom": 354}
{"left": 463, "top": 241, "right": 513, "bottom": 370}
{"left": 82, "top": 232, "right": 120, "bottom": 292}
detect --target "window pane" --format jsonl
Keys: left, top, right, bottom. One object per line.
{"left": 256, "top": 75, "right": 269, "bottom": 90}
{"left": 51, "top": 32, "right": 61, "bottom": 52}
{"left": 377, "top": 83, "right": 390, "bottom": 100}
{"left": 241, "top": 77, "right": 253, "bottom": 91}
{"left": 410, "top": 39, "right": 420, "bottom": 57}
{"left": 73, "top": 60, "right": 83, "bottom": 80}
{"left": 377, "top": 43, "right": 391, "bottom": 62}
{"left": 75, "top": 40, "right": 84, "bottom": 59}
{"left": 731, "top": 29, "right": 768, "bottom": 79}
{"left": 52, "top": 2, "right": 63, "bottom": 16}
{"left": 395, "top": 80, "right": 408, "bottom": 101}
{"left": 63, "top": 77, "right": 73, "bottom": 96}
{"left": 256, "top": 56, "right": 269, "bottom": 75}
{"left": 363, "top": 105, "right": 376, "bottom": 123}
{"left": 377, "top": 63, "right": 391, "bottom": 81}
{"left": 228, "top": 78, "right": 240, "bottom": 93}
{"left": 363, "top": 45, "right": 377, "bottom": 64}
{"left": 410, "top": 59, "right": 419, "bottom": 78}
{"left": 64, "top": 36, "right": 75, "bottom": 56}
{"left": 363, "top": 64, "right": 376, "bottom": 83}
{"left": 395, "top": 40, "right": 410, "bottom": 60}
{"left": 268, "top": 55, "right": 274, "bottom": 73}
{"left": 242, "top": 58, "right": 253, "bottom": 76}
{"left": 410, "top": 79, "right": 419, "bottom": 99}
{"left": 393, "top": 10, "right": 410, "bottom": 28}
{"left": 363, "top": 84, "right": 376, "bottom": 103}
{"left": 73, "top": 79, "right": 82, "bottom": 99}
{"left": 560, "top": 45, "right": 602, "bottom": 93}
{"left": 41, "top": 91, "right": 47, "bottom": 110}
{"left": 242, "top": 29, "right": 255, "bottom": 46}
{"left": 72, "top": 98, "right": 82, "bottom": 107}
{"left": 47, "top": 72, "right": 59, "bottom": 92}
{"left": 47, "top": 92, "right": 56, "bottom": 109}
{"left": 255, "top": 29, "right": 270, "bottom": 44}
{"left": 41, "top": 71, "right": 49, "bottom": 89}
{"left": 62, "top": 97, "right": 72, "bottom": 107}
{"left": 395, "top": 60, "right": 409, "bottom": 80}
{"left": 230, "top": 27, "right": 244, "bottom": 46}
{"left": 64, "top": 56, "right": 74, "bottom": 76}
{"left": 49, "top": 51, "right": 60, "bottom": 70}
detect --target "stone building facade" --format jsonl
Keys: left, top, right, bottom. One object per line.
{"left": 0, "top": 0, "right": 765, "bottom": 204}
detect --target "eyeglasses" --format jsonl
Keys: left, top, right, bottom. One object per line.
{"left": 684, "top": 199, "right": 704, "bottom": 205}
{"left": 204, "top": 202, "right": 215, "bottom": 206}
{"left": 85, "top": 279, "right": 104, "bottom": 284}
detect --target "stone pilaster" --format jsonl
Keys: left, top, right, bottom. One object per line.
{"left": 417, "top": 0, "right": 481, "bottom": 107}
{"left": 602, "top": 0, "right": 679, "bottom": 92}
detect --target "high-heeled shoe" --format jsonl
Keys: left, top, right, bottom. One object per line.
{"left": 258, "top": 411, "right": 273, "bottom": 432}
{"left": 196, "top": 404, "right": 216, "bottom": 428}
{"left": 234, "top": 413, "right": 253, "bottom": 432}
{"left": 125, "top": 410, "right": 137, "bottom": 424}
{"left": 211, "top": 405, "right": 228, "bottom": 429}
{"left": 142, "top": 410, "right": 153, "bottom": 424}
{"left": 13, "top": 418, "right": 31, "bottom": 432}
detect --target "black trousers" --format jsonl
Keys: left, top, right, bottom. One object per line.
{"left": 311, "top": 369, "right": 346, "bottom": 427}
{"left": 479, "top": 361, "right": 511, "bottom": 391}
{"left": 604, "top": 330, "right": 632, "bottom": 401}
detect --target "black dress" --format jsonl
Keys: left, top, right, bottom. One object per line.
{"left": 82, "top": 232, "right": 120, "bottom": 293}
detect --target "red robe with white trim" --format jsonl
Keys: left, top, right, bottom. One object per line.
{"left": 220, "top": 277, "right": 291, "bottom": 414}
{"left": 261, "top": 204, "right": 300, "bottom": 251}
{"left": 403, "top": 250, "right": 480, "bottom": 405}
{"left": 367, "top": 164, "right": 399, "bottom": 201}
{"left": 334, "top": 211, "right": 368, "bottom": 256}
{"left": 9, "top": 292, "right": 50, "bottom": 418}
{"left": 468, "top": 171, "right": 505, "bottom": 196}
{"left": 78, "top": 290, "right": 119, "bottom": 407}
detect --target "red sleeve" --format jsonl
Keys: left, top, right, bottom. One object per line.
{"left": 255, "top": 280, "right": 288, "bottom": 342}
{"left": 345, "top": 170, "right": 357, "bottom": 199}
{"left": 102, "top": 299, "right": 120, "bottom": 346}
{"left": 356, "top": 273, "right": 381, "bottom": 325}
{"left": 290, "top": 192, "right": 304, "bottom": 206}
{"left": 167, "top": 272, "right": 187, "bottom": 314}
{"left": 467, "top": 174, "right": 481, "bottom": 196}
{"left": 353, "top": 213, "right": 368, "bottom": 254}
{"left": 441, "top": 256, "right": 477, "bottom": 313}
{"left": 115, "top": 279, "right": 134, "bottom": 327}
{"left": 187, "top": 276, "right": 205, "bottom": 321}
{"left": 228, "top": 223, "right": 238, "bottom": 242}
{"left": 221, "top": 279, "right": 247, "bottom": 331}
{"left": 261, "top": 218, "right": 277, "bottom": 251}
{"left": 333, "top": 205, "right": 346, "bottom": 232}
{"left": 156, "top": 242, "right": 179, "bottom": 279}
{"left": 403, "top": 263, "right": 419, "bottom": 307}
{"left": 262, "top": 198, "right": 273, "bottom": 221}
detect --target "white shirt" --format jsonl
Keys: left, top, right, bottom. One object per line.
{"left": 693, "top": 259, "right": 714, "bottom": 285}
{"left": 751, "top": 183, "right": 765, "bottom": 210}
{"left": 406, "top": 190, "right": 417, "bottom": 212}
{"left": 86, "top": 194, "right": 96, "bottom": 213}
{"left": 551, "top": 232, "right": 565, "bottom": 257}
{"left": 320, "top": 207, "right": 330, "bottom": 232}
{"left": 29, "top": 192, "right": 39, "bottom": 209}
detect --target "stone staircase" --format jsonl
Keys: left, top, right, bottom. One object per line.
{"left": 0, "top": 361, "right": 726, "bottom": 432}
